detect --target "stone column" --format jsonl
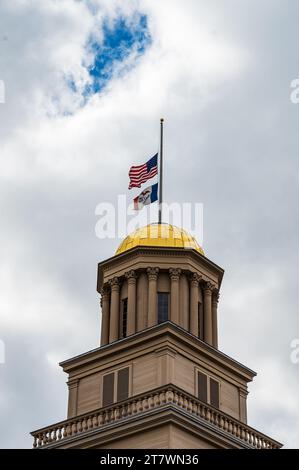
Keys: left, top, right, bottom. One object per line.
{"left": 190, "top": 273, "right": 201, "bottom": 336}
{"left": 179, "top": 273, "right": 189, "bottom": 329}
{"left": 125, "top": 270, "right": 137, "bottom": 337}
{"left": 137, "top": 272, "right": 148, "bottom": 331}
{"left": 109, "top": 277, "right": 120, "bottom": 343}
{"left": 100, "top": 285, "right": 110, "bottom": 346}
{"left": 203, "top": 282, "right": 214, "bottom": 346}
{"left": 212, "top": 290, "right": 219, "bottom": 348}
{"left": 147, "top": 267, "right": 159, "bottom": 327}
{"left": 169, "top": 268, "right": 181, "bottom": 325}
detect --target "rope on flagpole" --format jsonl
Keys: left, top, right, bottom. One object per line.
{"left": 158, "top": 118, "right": 164, "bottom": 224}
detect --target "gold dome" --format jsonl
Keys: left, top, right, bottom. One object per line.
{"left": 115, "top": 223, "right": 204, "bottom": 256}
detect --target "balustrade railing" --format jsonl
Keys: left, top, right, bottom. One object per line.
{"left": 31, "top": 385, "right": 281, "bottom": 449}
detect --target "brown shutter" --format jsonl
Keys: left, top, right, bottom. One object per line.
{"left": 117, "top": 367, "right": 129, "bottom": 402}
{"left": 102, "top": 373, "right": 114, "bottom": 407}
{"left": 210, "top": 378, "right": 220, "bottom": 408}
{"left": 197, "top": 371, "right": 207, "bottom": 403}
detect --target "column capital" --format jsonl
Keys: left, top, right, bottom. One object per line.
{"left": 109, "top": 277, "right": 120, "bottom": 292}
{"left": 212, "top": 290, "right": 220, "bottom": 304}
{"left": 189, "top": 272, "right": 202, "bottom": 286}
{"left": 147, "top": 267, "right": 159, "bottom": 281}
{"left": 204, "top": 281, "right": 216, "bottom": 293}
{"left": 100, "top": 284, "right": 110, "bottom": 300}
{"left": 169, "top": 268, "right": 181, "bottom": 281}
{"left": 125, "top": 270, "right": 137, "bottom": 284}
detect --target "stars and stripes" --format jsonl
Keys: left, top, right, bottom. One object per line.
{"left": 127, "top": 120, "right": 164, "bottom": 213}
{"left": 128, "top": 153, "right": 158, "bottom": 189}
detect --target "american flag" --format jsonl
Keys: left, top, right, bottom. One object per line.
{"left": 128, "top": 153, "right": 158, "bottom": 189}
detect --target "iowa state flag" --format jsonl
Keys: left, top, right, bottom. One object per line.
{"left": 128, "top": 153, "right": 158, "bottom": 189}
{"left": 134, "top": 183, "right": 158, "bottom": 210}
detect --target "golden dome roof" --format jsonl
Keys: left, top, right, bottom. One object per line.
{"left": 115, "top": 223, "right": 204, "bottom": 256}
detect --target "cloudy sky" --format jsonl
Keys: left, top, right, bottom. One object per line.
{"left": 0, "top": 0, "right": 298, "bottom": 448}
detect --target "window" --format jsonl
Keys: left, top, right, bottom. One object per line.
{"left": 102, "top": 372, "right": 114, "bottom": 407}
{"left": 210, "top": 378, "right": 220, "bottom": 408}
{"left": 196, "top": 370, "right": 220, "bottom": 408}
{"left": 158, "top": 293, "right": 169, "bottom": 324}
{"left": 102, "top": 367, "right": 130, "bottom": 406}
{"left": 121, "top": 298, "right": 128, "bottom": 338}
{"left": 117, "top": 367, "right": 129, "bottom": 401}
{"left": 197, "top": 371, "right": 208, "bottom": 403}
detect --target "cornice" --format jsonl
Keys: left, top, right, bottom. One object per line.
{"left": 60, "top": 322, "right": 256, "bottom": 382}
{"left": 97, "top": 246, "right": 224, "bottom": 292}
{"left": 99, "top": 246, "right": 223, "bottom": 272}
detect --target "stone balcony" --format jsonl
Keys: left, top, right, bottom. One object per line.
{"left": 31, "top": 385, "right": 282, "bottom": 449}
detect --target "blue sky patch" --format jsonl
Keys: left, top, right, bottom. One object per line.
{"left": 83, "top": 13, "right": 151, "bottom": 96}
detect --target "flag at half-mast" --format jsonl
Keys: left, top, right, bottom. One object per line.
{"left": 134, "top": 183, "right": 158, "bottom": 210}
{"left": 128, "top": 153, "right": 158, "bottom": 189}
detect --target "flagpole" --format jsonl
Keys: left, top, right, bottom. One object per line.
{"left": 158, "top": 118, "right": 164, "bottom": 224}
